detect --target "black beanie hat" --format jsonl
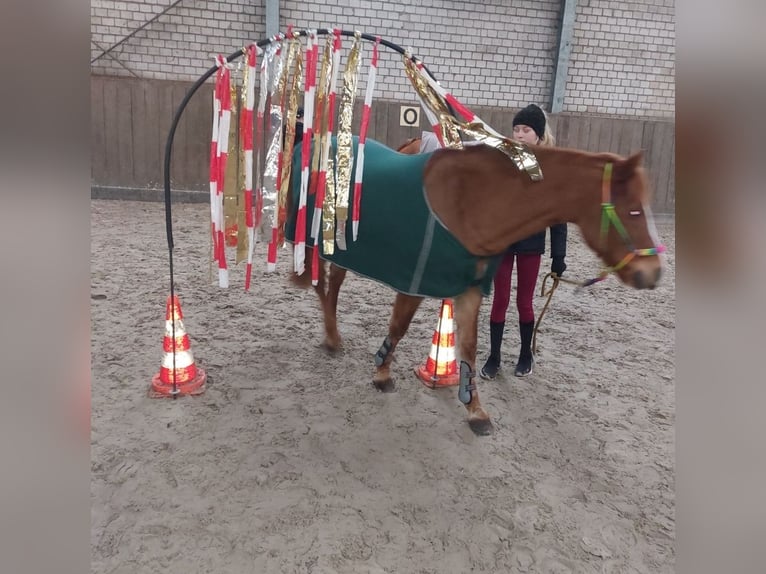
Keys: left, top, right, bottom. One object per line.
{"left": 512, "top": 104, "right": 546, "bottom": 140}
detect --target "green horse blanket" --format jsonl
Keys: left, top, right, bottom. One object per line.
{"left": 285, "top": 137, "right": 500, "bottom": 299}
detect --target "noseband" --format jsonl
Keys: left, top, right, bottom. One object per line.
{"left": 582, "top": 162, "right": 666, "bottom": 288}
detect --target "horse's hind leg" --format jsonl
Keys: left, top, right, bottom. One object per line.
{"left": 321, "top": 263, "right": 347, "bottom": 352}
{"left": 290, "top": 247, "right": 332, "bottom": 350}
{"left": 372, "top": 293, "right": 423, "bottom": 393}
{"left": 454, "top": 287, "right": 493, "bottom": 436}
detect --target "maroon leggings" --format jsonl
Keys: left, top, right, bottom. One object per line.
{"left": 490, "top": 252, "right": 542, "bottom": 324}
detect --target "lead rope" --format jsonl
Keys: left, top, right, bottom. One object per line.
{"left": 532, "top": 272, "right": 582, "bottom": 355}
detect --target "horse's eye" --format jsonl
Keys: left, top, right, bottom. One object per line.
{"left": 629, "top": 210, "right": 642, "bottom": 217}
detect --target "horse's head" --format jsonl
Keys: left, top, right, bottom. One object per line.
{"left": 577, "top": 152, "right": 665, "bottom": 290}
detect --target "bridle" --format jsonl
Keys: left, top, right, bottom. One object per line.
{"left": 581, "top": 162, "right": 666, "bottom": 288}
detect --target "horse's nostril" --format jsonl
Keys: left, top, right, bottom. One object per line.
{"left": 633, "top": 270, "right": 646, "bottom": 289}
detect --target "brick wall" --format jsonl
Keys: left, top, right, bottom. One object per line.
{"left": 279, "top": 0, "right": 561, "bottom": 108}
{"left": 567, "top": 0, "right": 675, "bottom": 117}
{"left": 91, "top": 0, "right": 266, "bottom": 80}
{"left": 90, "top": 0, "right": 675, "bottom": 119}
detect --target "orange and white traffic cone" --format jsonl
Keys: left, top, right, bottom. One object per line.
{"left": 415, "top": 299, "right": 459, "bottom": 388}
{"left": 150, "top": 295, "right": 206, "bottom": 397}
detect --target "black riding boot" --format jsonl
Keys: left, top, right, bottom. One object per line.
{"left": 480, "top": 321, "right": 505, "bottom": 380}
{"left": 514, "top": 321, "right": 535, "bottom": 377}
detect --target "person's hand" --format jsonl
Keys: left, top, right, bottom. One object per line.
{"left": 551, "top": 257, "right": 566, "bottom": 277}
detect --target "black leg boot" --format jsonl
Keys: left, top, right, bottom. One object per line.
{"left": 514, "top": 321, "right": 535, "bottom": 377}
{"left": 480, "top": 321, "right": 505, "bottom": 380}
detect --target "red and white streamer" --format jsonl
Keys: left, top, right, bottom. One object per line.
{"left": 209, "top": 62, "right": 223, "bottom": 266}
{"left": 217, "top": 60, "right": 231, "bottom": 288}
{"left": 310, "top": 29, "right": 342, "bottom": 286}
{"left": 294, "top": 30, "right": 318, "bottom": 275}
{"left": 351, "top": 37, "right": 380, "bottom": 241}
{"left": 243, "top": 45, "right": 258, "bottom": 290}
{"left": 210, "top": 55, "right": 231, "bottom": 288}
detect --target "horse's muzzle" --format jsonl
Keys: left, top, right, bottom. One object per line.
{"left": 632, "top": 266, "right": 662, "bottom": 290}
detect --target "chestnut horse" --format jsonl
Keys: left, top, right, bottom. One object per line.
{"left": 291, "top": 139, "right": 664, "bottom": 436}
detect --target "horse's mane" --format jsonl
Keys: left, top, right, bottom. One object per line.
{"left": 431, "top": 142, "right": 639, "bottom": 179}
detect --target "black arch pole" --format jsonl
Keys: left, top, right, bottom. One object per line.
{"left": 162, "top": 30, "right": 452, "bottom": 396}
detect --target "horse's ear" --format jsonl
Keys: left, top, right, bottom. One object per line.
{"left": 614, "top": 151, "right": 644, "bottom": 182}
{"left": 627, "top": 150, "right": 644, "bottom": 168}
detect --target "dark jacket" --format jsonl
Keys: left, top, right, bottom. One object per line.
{"left": 509, "top": 223, "right": 567, "bottom": 259}
{"left": 282, "top": 121, "right": 304, "bottom": 148}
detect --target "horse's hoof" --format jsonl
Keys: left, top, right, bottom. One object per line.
{"left": 372, "top": 379, "right": 396, "bottom": 393}
{"left": 468, "top": 418, "right": 493, "bottom": 436}
{"left": 320, "top": 340, "right": 341, "bottom": 355}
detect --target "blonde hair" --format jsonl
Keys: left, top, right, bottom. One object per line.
{"left": 538, "top": 108, "right": 556, "bottom": 147}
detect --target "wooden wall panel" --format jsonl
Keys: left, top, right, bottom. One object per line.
{"left": 91, "top": 76, "right": 675, "bottom": 212}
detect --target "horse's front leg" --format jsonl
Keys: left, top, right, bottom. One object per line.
{"left": 454, "top": 287, "right": 493, "bottom": 436}
{"left": 372, "top": 293, "right": 423, "bottom": 392}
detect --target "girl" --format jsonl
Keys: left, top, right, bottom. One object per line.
{"left": 480, "top": 104, "right": 568, "bottom": 379}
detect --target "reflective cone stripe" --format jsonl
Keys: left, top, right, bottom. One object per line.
{"left": 423, "top": 347, "right": 457, "bottom": 375}
{"left": 159, "top": 352, "right": 197, "bottom": 384}
{"left": 166, "top": 295, "right": 184, "bottom": 320}
{"left": 163, "top": 306, "right": 190, "bottom": 348}
{"left": 430, "top": 329, "right": 455, "bottom": 350}
{"left": 163, "top": 333, "right": 191, "bottom": 352}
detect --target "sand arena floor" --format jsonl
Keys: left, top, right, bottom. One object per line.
{"left": 91, "top": 199, "right": 674, "bottom": 573}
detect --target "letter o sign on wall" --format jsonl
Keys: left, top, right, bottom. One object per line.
{"left": 399, "top": 106, "right": 420, "bottom": 127}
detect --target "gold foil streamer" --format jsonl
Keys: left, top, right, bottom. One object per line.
{"left": 322, "top": 155, "right": 336, "bottom": 255}
{"left": 402, "top": 56, "right": 543, "bottom": 180}
{"left": 223, "top": 82, "right": 241, "bottom": 254}
{"left": 276, "top": 35, "right": 297, "bottom": 118}
{"left": 402, "top": 56, "right": 462, "bottom": 148}
{"left": 254, "top": 45, "right": 273, "bottom": 241}
{"left": 458, "top": 121, "right": 543, "bottom": 181}
{"left": 334, "top": 31, "right": 362, "bottom": 250}
{"left": 263, "top": 44, "right": 284, "bottom": 236}
{"left": 311, "top": 35, "right": 333, "bottom": 180}
{"left": 277, "top": 37, "right": 303, "bottom": 246}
